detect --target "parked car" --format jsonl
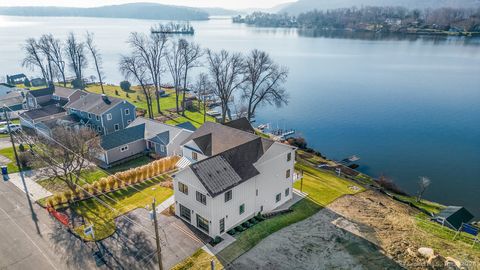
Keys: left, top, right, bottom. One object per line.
{"left": 0, "top": 124, "right": 22, "bottom": 134}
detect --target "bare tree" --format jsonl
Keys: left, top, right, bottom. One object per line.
{"left": 30, "top": 126, "right": 101, "bottom": 193}
{"left": 165, "top": 40, "right": 185, "bottom": 114}
{"left": 22, "top": 38, "right": 48, "bottom": 81}
{"left": 86, "top": 32, "right": 105, "bottom": 93}
{"left": 195, "top": 73, "right": 212, "bottom": 123}
{"left": 416, "top": 176, "right": 431, "bottom": 202}
{"left": 38, "top": 35, "right": 55, "bottom": 82}
{"left": 119, "top": 55, "right": 154, "bottom": 119}
{"left": 180, "top": 40, "right": 203, "bottom": 116}
{"left": 65, "top": 32, "right": 87, "bottom": 88}
{"left": 42, "top": 34, "right": 67, "bottom": 86}
{"left": 205, "top": 49, "right": 246, "bottom": 123}
{"left": 243, "top": 49, "right": 289, "bottom": 121}
{"left": 128, "top": 32, "right": 168, "bottom": 114}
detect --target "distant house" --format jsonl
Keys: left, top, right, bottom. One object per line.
{"left": 19, "top": 104, "right": 67, "bottom": 129}
{"left": 128, "top": 117, "right": 193, "bottom": 157}
{"left": 0, "top": 91, "right": 26, "bottom": 119}
{"left": 25, "top": 85, "right": 55, "bottom": 109}
{"left": 30, "top": 78, "right": 47, "bottom": 87}
{"left": 66, "top": 93, "right": 136, "bottom": 135}
{"left": 173, "top": 119, "right": 296, "bottom": 238}
{"left": 97, "top": 123, "right": 147, "bottom": 167}
{"left": 433, "top": 206, "right": 475, "bottom": 230}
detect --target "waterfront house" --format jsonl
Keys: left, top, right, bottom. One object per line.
{"left": 6, "top": 74, "right": 27, "bottom": 85}
{"left": 128, "top": 117, "right": 193, "bottom": 158}
{"left": 66, "top": 92, "right": 136, "bottom": 135}
{"left": 433, "top": 206, "right": 474, "bottom": 230}
{"left": 173, "top": 118, "right": 296, "bottom": 238}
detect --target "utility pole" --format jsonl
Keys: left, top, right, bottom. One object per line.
{"left": 4, "top": 108, "right": 21, "bottom": 171}
{"left": 152, "top": 198, "right": 163, "bottom": 270}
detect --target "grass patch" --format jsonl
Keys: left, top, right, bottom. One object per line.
{"left": 0, "top": 146, "right": 31, "bottom": 173}
{"left": 105, "top": 155, "right": 153, "bottom": 174}
{"left": 37, "top": 168, "right": 109, "bottom": 193}
{"left": 172, "top": 249, "right": 223, "bottom": 270}
{"left": 395, "top": 194, "right": 446, "bottom": 214}
{"left": 72, "top": 176, "right": 173, "bottom": 241}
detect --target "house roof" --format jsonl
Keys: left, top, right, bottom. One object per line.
{"left": 53, "top": 86, "right": 81, "bottom": 99}
{"left": 129, "top": 117, "right": 187, "bottom": 145}
{"left": 0, "top": 91, "right": 24, "bottom": 107}
{"left": 20, "top": 105, "right": 66, "bottom": 121}
{"left": 66, "top": 92, "right": 127, "bottom": 115}
{"left": 28, "top": 86, "right": 54, "bottom": 97}
{"left": 39, "top": 114, "right": 80, "bottom": 129}
{"left": 181, "top": 121, "right": 266, "bottom": 156}
{"left": 435, "top": 206, "right": 474, "bottom": 230}
{"left": 190, "top": 137, "right": 273, "bottom": 197}
{"left": 100, "top": 124, "right": 145, "bottom": 150}
{"left": 223, "top": 117, "right": 255, "bottom": 134}
{"left": 176, "top": 121, "right": 197, "bottom": 132}
{"left": 0, "top": 83, "right": 15, "bottom": 88}
{"left": 8, "top": 74, "right": 26, "bottom": 80}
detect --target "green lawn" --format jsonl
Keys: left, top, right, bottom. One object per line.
{"left": 0, "top": 146, "right": 31, "bottom": 173}
{"left": 105, "top": 155, "right": 154, "bottom": 174}
{"left": 37, "top": 168, "right": 109, "bottom": 193}
{"left": 73, "top": 175, "right": 173, "bottom": 241}
{"left": 83, "top": 84, "right": 215, "bottom": 127}
{"left": 212, "top": 159, "right": 365, "bottom": 265}
{"left": 395, "top": 194, "right": 446, "bottom": 214}
{"left": 172, "top": 249, "right": 223, "bottom": 270}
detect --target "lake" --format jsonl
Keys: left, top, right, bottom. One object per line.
{"left": 0, "top": 15, "right": 479, "bottom": 216}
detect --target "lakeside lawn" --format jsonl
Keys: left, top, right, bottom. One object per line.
{"left": 72, "top": 175, "right": 173, "bottom": 241}
{"left": 82, "top": 84, "right": 215, "bottom": 128}
{"left": 174, "top": 157, "right": 365, "bottom": 268}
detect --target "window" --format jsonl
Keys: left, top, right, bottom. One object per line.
{"left": 287, "top": 152, "right": 292, "bottom": 162}
{"left": 178, "top": 182, "right": 188, "bottom": 195}
{"left": 124, "top": 109, "right": 130, "bottom": 115}
{"left": 239, "top": 204, "right": 245, "bottom": 215}
{"left": 97, "top": 126, "right": 102, "bottom": 132}
{"left": 219, "top": 218, "right": 225, "bottom": 234}
{"left": 276, "top": 193, "right": 281, "bottom": 203}
{"left": 224, "top": 190, "right": 232, "bottom": 202}
{"left": 179, "top": 204, "right": 191, "bottom": 222}
{"left": 285, "top": 188, "right": 290, "bottom": 197}
{"left": 88, "top": 113, "right": 92, "bottom": 119}
{"left": 192, "top": 151, "right": 198, "bottom": 161}
{"left": 160, "top": 145, "right": 165, "bottom": 152}
{"left": 96, "top": 115, "right": 100, "bottom": 121}
{"left": 120, "top": 145, "right": 129, "bottom": 152}
{"left": 114, "top": 124, "right": 120, "bottom": 131}
{"left": 256, "top": 189, "right": 258, "bottom": 196}
{"left": 106, "top": 113, "right": 112, "bottom": 120}
{"left": 286, "top": 169, "right": 291, "bottom": 179}
{"left": 196, "top": 191, "right": 206, "bottom": 205}
{"left": 53, "top": 95, "right": 60, "bottom": 100}
{"left": 127, "top": 120, "right": 132, "bottom": 124}
{"left": 196, "top": 214, "right": 209, "bottom": 233}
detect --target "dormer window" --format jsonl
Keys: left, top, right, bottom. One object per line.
{"left": 192, "top": 151, "right": 198, "bottom": 161}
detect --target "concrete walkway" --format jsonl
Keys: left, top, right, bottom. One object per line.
{"left": 7, "top": 170, "right": 52, "bottom": 201}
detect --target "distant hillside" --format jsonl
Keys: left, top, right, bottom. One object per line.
{"left": 0, "top": 2, "right": 209, "bottom": 21}
{"left": 281, "top": 0, "right": 480, "bottom": 15}
{"left": 201, "top": 7, "right": 240, "bottom": 16}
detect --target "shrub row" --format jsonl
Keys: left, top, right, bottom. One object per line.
{"left": 227, "top": 214, "right": 266, "bottom": 236}
{"left": 46, "top": 156, "right": 180, "bottom": 207}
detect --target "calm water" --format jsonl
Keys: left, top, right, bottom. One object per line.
{"left": 1, "top": 16, "right": 479, "bottom": 216}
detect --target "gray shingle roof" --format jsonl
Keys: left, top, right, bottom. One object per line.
{"left": 100, "top": 124, "right": 145, "bottom": 150}
{"left": 21, "top": 105, "right": 66, "bottom": 120}
{"left": 151, "top": 131, "right": 170, "bottom": 145}
{"left": 53, "top": 86, "right": 80, "bottom": 99}
{"left": 435, "top": 206, "right": 474, "bottom": 230}
{"left": 128, "top": 117, "right": 186, "bottom": 144}
{"left": 28, "top": 86, "right": 54, "bottom": 97}
{"left": 176, "top": 122, "right": 197, "bottom": 131}
{"left": 181, "top": 122, "right": 261, "bottom": 156}
{"left": 190, "top": 137, "right": 272, "bottom": 197}
{"left": 66, "top": 92, "right": 126, "bottom": 115}
{"left": 224, "top": 117, "right": 255, "bottom": 134}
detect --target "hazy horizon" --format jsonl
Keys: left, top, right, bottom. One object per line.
{"left": 0, "top": 0, "right": 294, "bottom": 10}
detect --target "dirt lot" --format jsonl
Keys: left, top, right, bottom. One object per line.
{"left": 231, "top": 191, "right": 480, "bottom": 270}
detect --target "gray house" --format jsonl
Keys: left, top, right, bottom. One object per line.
{"left": 19, "top": 104, "right": 67, "bottom": 129}
{"left": 128, "top": 117, "right": 193, "bottom": 157}
{"left": 66, "top": 93, "right": 136, "bottom": 135}
{"left": 98, "top": 123, "right": 146, "bottom": 167}
{"left": 25, "top": 85, "right": 54, "bottom": 109}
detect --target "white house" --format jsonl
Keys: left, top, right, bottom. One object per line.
{"left": 173, "top": 118, "right": 296, "bottom": 238}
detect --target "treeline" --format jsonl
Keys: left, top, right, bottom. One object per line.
{"left": 22, "top": 31, "right": 289, "bottom": 123}
{"left": 233, "top": 6, "right": 480, "bottom": 33}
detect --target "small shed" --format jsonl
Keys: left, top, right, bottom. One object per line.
{"left": 433, "top": 206, "right": 474, "bottom": 230}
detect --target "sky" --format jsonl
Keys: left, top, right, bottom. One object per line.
{"left": 0, "top": 0, "right": 295, "bottom": 10}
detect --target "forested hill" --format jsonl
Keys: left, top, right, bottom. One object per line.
{"left": 0, "top": 3, "right": 210, "bottom": 21}
{"left": 281, "top": 0, "right": 480, "bottom": 15}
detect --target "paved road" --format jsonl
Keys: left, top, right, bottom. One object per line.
{"left": 0, "top": 180, "right": 97, "bottom": 270}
